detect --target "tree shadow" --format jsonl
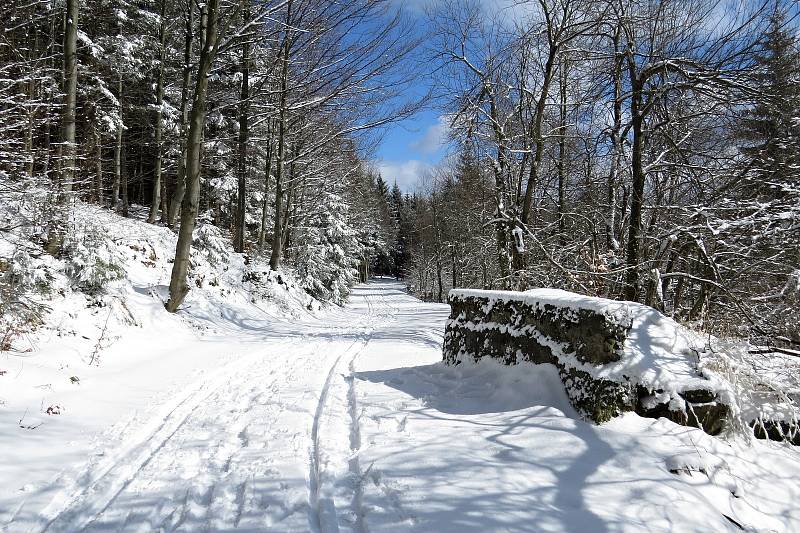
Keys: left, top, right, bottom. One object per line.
{"left": 355, "top": 361, "right": 618, "bottom": 532}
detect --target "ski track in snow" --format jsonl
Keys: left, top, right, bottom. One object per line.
{"left": 4, "top": 280, "right": 800, "bottom": 533}
{"left": 41, "top": 350, "right": 273, "bottom": 531}
{"left": 6, "top": 285, "right": 390, "bottom": 533}
{"left": 310, "top": 337, "right": 369, "bottom": 533}
{"left": 39, "top": 343, "right": 313, "bottom": 532}
{"left": 310, "top": 288, "right": 392, "bottom": 533}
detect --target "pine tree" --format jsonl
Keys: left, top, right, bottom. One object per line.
{"left": 296, "top": 189, "right": 359, "bottom": 304}
{"left": 738, "top": 7, "right": 800, "bottom": 199}
{"left": 371, "top": 172, "right": 395, "bottom": 275}
{"left": 389, "top": 182, "right": 406, "bottom": 277}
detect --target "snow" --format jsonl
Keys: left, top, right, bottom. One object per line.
{"left": 351, "top": 284, "right": 800, "bottom": 532}
{"left": 1, "top": 222, "right": 799, "bottom": 532}
{"left": 700, "top": 340, "right": 800, "bottom": 427}
{"left": 452, "top": 287, "right": 631, "bottom": 318}
{"left": 597, "top": 297, "right": 732, "bottom": 406}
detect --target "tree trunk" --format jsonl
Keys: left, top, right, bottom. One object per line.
{"left": 94, "top": 125, "right": 103, "bottom": 203}
{"left": 160, "top": 162, "right": 169, "bottom": 222}
{"left": 280, "top": 171, "right": 293, "bottom": 261}
{"left": 556, "top": 60, "right": 568, "bottom": 245}
{"left": 233, "top": 0, "right": 250, "bottom": 252}
{"left": 451, "top": 249, "right": 457, "bottom": 289}
{"left": 431, "top": 189, "right": 444, "bottom": 303}
{"left": 166, "top": 0, "right": 219, "bottom": 312}
{"left": 607, "top": 28, "right": 623, "bottom": 251}
{"left": 25, "top": 76, "right": 35, "bottom": 179}
{"left": 43, "top": 86, "right": 52, "bottom": 180}
{"left": 436, "top": 254, "right": 444, "bottom": 303}
{"left": 148, "top": 0, "right": 168, "bottom": 224}
{"left": 624, "top": 77, "right": 645, "bottom": 301}
{"left": 121, "top": 139, "right": 129, "bottom": 217}
{"left": 112, "top": 76, "right": 123, "bottom": 209}
{"left": 47, "top": 0, "right": 77, "bottom": 256}
{"left": 168, "top": 0, "right": 195, "bottom": 227}
{"left": 257, "top": 130, "right": 273, "bottom": 249}
{"left": 520, "top": 47, "right": 557, "bottom": 226}
{"left": 60, "top": 0, "right": 78, "bottom": 196}
{"left": 269, "top": 0, "right": 293, "bottom": 271}
{"left": 486, "top": 89, "right": 511, "bottom": 287}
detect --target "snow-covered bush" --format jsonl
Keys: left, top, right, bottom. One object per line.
{"left": 0, "top": 187, "right": 58, "bottom": 347}
{"left": 3, "top": 250, "right": 55, "bottom": 296}
{"left": 186, "top": 221, "right": 230, "bottom": 289}
{"left": 701, "top": 339, "right": 800, "bottom": 443}
{"left": 0, "top": 250, "right": 50, "bottom": 350}
{"left": 62, "top": 230, "right": 125, "bottom": 294}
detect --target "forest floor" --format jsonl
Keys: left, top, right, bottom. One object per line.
{"left": 2, "top": 279, "right": 800, "bottom": 532}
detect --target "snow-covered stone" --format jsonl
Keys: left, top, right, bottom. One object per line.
{"left": 443, "top": 288, "right": 733, "bottom": 434}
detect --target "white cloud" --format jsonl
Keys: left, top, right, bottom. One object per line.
{"left": 376, "top": 160, "right": 433, "bottom": 192}
{"left": 410, "top": 116, "right": 450, "bottom": 155}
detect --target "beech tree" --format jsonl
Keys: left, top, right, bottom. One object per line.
{"left": 166, "top": 0, "right": 223, "bottom": 312}
{"left": 46, "top": 0, "right": 79, "bottom": 255}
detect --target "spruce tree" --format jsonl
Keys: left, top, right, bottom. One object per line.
{"left": 738, "top": 7, "right": 800, "bottom": 200}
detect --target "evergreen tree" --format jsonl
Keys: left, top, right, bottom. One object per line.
{"left": 296, "top": 189, "right": 359, "bottom": 304}
{"left": 371, "top": 172, "right": 396, "bottom": 275}
{"left": 738, "top": 7, "right": 800, "bottom": 199}
{"left": 375, "top": 174, "right": 389, "bottom": 201}
{"left": 389, "top": 182, "right": 407, "bottom": 277}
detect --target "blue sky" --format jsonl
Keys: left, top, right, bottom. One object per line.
{"left": 374, "top": 109, "right": 450, "bottom": 193}
{"left": 372, "top": 0, "right": 449, "bottom": 192}
{"left": 373, "top": 0, "right": 523, "bottom": 192}
{"left": 372, "top": 0, "right": 778, "bottom": 192}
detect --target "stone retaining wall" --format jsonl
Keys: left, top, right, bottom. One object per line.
{"left": 443, "top": 289, "right": 730, "bottom": 435}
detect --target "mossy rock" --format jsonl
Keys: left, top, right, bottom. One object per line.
{"left": 560, "top": 367, "right": 635, "bottom": 423}
{"left": 636, "top": 386, "right": 730, "bottom": 436}
{"left": 442, "top": 292, "right": 731, "bottom": 438}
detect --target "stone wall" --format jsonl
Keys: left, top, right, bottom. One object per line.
{"left": 443, "top": 289, "right": 731, "bottom": 435}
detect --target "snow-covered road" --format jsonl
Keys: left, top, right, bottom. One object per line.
{"left": 3, "top": 280, "right": 800, "bottom": 532}
{"left": 2, "top": 281, "right": 433, "bottom": 532}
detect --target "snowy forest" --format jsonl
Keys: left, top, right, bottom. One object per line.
{"left": 1, "top": 0, "right": 423, "bottom": 319}
{"left": 2, "top": 0, "right": 798, "bottom": 349}
{"left": 402, "top": 0, "right": 800, "bottom": 350}
{"left": 1, "top": 0, "right": 800, "bottom": 530}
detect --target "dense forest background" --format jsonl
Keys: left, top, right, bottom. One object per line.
{"left": 0, "top": 0, "right": 798, "bottom": 347}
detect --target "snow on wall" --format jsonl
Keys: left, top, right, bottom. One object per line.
{"left": 443, "top": 288, "right": 733, "bottom": 434}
